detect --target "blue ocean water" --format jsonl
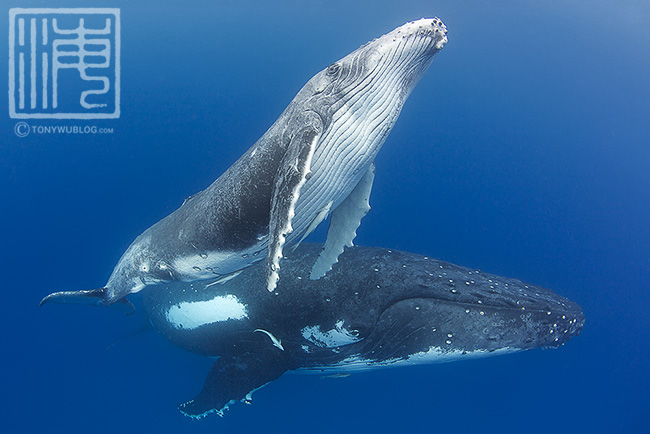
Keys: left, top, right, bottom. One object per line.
{"left": 2, "top": 1, "right": 649, "bottom": 433}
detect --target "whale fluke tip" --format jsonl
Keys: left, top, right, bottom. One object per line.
{"left": 39, "top": 288, "right": 107, "bottom": 307}
{"left": 39, "top": 288, "right": 135, "bottom": 315}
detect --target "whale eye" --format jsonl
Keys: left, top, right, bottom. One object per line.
{"left": 140, "top": 263, "right": 149, "bottom": 272}
{"left": 326, "top": 62, "right": 341, "bottom": 77}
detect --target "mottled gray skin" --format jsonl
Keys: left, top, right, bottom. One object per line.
{"left": 41, "top": 18, "right": 448, "bottom": 306}
{"left": 144, "top": 244, "right": 584, "bottom": 418}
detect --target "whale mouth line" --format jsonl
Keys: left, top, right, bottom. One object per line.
{"left": 382, "top": 295, "right": 582, "bottom": 316}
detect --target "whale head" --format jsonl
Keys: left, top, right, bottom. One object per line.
{"left": 302, "top": 18, "right": 447, "bottom": 133}
{"left": 293, "top": 248, "right": 585, "bottom": 371}
{"left": 350, "top": 284, "right": 585, "bottom": 367}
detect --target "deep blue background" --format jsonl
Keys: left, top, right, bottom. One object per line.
{"left": 2, "top": 1, "right": 649, "bottom": 433}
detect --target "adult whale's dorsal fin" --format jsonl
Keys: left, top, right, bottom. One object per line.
{"left": 179, "top": 348, "right": 288, "bottom": 419}
{"left": 266, "top": 115, "right": 322, "bottom": 291}
{"left": 310, "top": 162, "right": 375, "bottom": 280}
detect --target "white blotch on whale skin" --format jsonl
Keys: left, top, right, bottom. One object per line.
{"left": 165, "top": 295, "right": 248, "bottom": 330}
{"left": 301, "top": 320, "right": 362, "bottom": 348}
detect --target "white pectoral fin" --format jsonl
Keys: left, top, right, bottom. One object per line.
{"left": 266, "top": 117, "right": 322, "bottom": 292}
{"left": 310, "top": 162, "right": 376, "bottom": 280}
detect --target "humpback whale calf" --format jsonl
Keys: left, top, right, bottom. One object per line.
{"left": 40, "top": 18, "right": 448, "bottom": 308}
{"left": 143, "top": 244, "right": 584, "bottom": 418}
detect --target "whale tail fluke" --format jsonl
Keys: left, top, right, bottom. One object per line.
{"left": 39, "top": 288, "right": 135, "bottom": 314}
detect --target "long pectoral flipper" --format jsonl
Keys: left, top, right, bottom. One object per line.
{"left": 179, "top": 348, "right": 289, "bottom": 419}
{"left": 266, "top": 114, "right": 322, "bottom": 291}
{"left": 310, "top": 162, "right": 375, "bottom": 279}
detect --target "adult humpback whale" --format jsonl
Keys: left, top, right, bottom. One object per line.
{"left": 143, "top": 244, "right": 584, "bottom": 418}
{"left": 40, "top": 18, "right": 448, "bottom": 308}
